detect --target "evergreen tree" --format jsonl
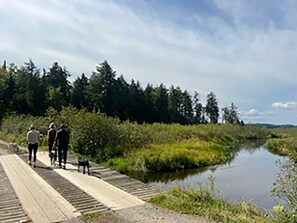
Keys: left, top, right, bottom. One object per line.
{"left": 45, "top": 62, "right": 71, "bottom": 109}
{"left": 112, "top": 75, "right": 130, "bottom": 120}
{"left": 193, "top": 91, "right": 203, "bottom": 124}
{"left": 154, "top": 84, "right": 169, "bottom": 123}
{"left": 181, "top": 90, "right": 193, "bottom": 124}
{"left": 0, "top": 59, "right": 238, "bottom": 126}
{"left": 3, "top": 64, "right": 18, "bottom": 113}
{"left": 2, "top": 60, "right": 6, "bottom": 69}
{"left": 222, "top": 102, "right": 239, "bottom": 124}
{"left": 168, "top": 86, "right": 183, "bottom": 123}
{"left": 89, "top": 61, "right": 116, "bottom": 116}
{"left": 143, "top": 84, "right": 156, "bottom": 123}
{"left": 128, "top": 79, "right": 146, "bottom": 123}
{"left": 70, "top": 73, "right": 90, "bottom": 109}
{"left": 0, "top": 64, "right": 8, "bottom": 119}
{"left": 13, "top": 60, "right": 46, "bottom": 115}
{"left": 205, "top": 91, "right": 219, "bottom": 124}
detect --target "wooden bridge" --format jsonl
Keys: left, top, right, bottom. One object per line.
{"left": 0, "top": 148, "right": 159, "bottom": 223}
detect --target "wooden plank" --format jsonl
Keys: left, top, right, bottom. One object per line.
{"left": 0, "top": 154, "right": 80, "bottom": 223}
{"left": 37, "top": 152, "right": 145, "bottom": 210}
{"left": 1, "top": 155, "right": 50, "bottom": 223}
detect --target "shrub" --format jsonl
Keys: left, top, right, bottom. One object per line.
{"left": 271, "top": 159, "right": 297, "bottom": 222}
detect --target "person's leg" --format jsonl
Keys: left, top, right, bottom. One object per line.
{"left": 63, "top": 148, "right": 68, "bottom": 169}
{"left": 54, "top": 147, "right": 57, "bottom": 161}
{"left": 33, "top": 144, "right": 38, "bottom": 167}
{"left": 48, "top": 143, "right": 52, "bottom": 156}
{"left": 58, "top": 147, "right": 62, "bottom": 167}
{"left": 28, "top": 144, "right": 32, "bottom": 165}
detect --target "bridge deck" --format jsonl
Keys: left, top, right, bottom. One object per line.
{"left": 0, "top": 150, "right": 159, "bottom": 223}
{"left": 0, "top": 154, "right": 80, "bottom": 223}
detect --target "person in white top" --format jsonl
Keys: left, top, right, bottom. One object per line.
{"left": 26, "top": 124, "right": 40, "bottom": 167}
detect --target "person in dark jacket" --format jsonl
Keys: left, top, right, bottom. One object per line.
{"left": 54, "top": 124, "right": 69, "bottom": 169}
{"left": 47, "top": 122, "right": 57, "bottom": 156}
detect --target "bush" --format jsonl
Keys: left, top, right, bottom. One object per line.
{"left": 271, "top": 159, "right": 297, "bottom": 222}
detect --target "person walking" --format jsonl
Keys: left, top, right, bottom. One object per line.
{"left": 47, "top": 122, "right": 57, "bottom": 156}
{"left": 27, "top": 124, "right": 40, "bottom": 167}
{"left": 55, "top": 124, "right": 69, "bottom": 169}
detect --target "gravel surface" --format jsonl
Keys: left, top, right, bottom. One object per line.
{"left": 111, "top": 203, "right": 213, "bottom": 223}
{"left": 73, "top": 203, "right": 214, "bottom": 223}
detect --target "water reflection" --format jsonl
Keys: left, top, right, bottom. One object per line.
{"left": 129, "top": 141, "right": 286, "bottom": 210}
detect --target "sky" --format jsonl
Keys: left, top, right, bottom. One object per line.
{"left": 1, "top": 0, "right": 297, "bottom": 125}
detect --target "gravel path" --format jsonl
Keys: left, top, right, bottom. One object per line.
{"left": 71, "top": 203, "right": 214, "bottom": 223}
{"left": 110, "top": 203, "right": 213, "bottom": 223}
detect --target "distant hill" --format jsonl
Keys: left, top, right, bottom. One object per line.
{"left": 248, "top": 123, "right": 296, "bottom": 129}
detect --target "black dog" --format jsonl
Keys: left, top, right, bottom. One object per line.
{"left": 49, "top": 151, "right": 57, "bottom": 166}
{"left": 78, "top": 158, "right": 90, "bottom": 175}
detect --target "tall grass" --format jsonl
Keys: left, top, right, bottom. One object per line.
{"left": 150, "top": 177, "right": 271, "bottom": 223}
{"left": 105, "top": 138, "right": 234, "bottom": 172}
{"left": 0, "top": 113, "right": 51, "bottom": 147}
{"left": 265, "top": 127, "right": 297, "bottom": 159}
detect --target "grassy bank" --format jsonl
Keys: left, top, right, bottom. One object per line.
{"left": 265, "top": 127, "right": 297, "bottom": 160}
{"left": 150, "top": 177, "right": 272, "bottom": 223}
{"left": 104, "top": 137, "right": 234, "bottom": 173}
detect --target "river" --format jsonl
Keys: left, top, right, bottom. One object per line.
{"left": 133, "top": 143, "right": 287, "bottom": 211}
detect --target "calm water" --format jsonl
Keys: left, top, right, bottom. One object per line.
{"left": 140, "top": 145, "right": 287, "bottom": 210}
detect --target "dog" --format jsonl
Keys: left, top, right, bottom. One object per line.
{"left": 8, "top": 143, "right": 19, "bottom": 153}
{"left": 78, "top": 158, "right": 90, "bottom": 175}
{"left": 49, "top": 151, "right": 57, "bottom": 166}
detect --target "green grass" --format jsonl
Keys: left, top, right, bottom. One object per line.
{"left": 150, "top": 177, "right": 272, "bottom": 223}
{"left": 80, "top": 211, "right": 102, "bottom": 223}
{"left": 265, "top": 127, "right": 297, "bottom": 160}
{"left": 105, "top": 138, "right": 235, "bottom": 173}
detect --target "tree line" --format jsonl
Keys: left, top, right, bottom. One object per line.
{"left": 0, "top": 60, "right": 241, "bottom": 125}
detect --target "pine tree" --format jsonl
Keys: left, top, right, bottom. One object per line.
{"left": 205, "top": 91, "right": 219, "bottom": 124}
{"left": 193, "top": 91, "right": 203, "bottom": 124}
{"left": 89, "top": 61, "right": 116, "bottom": 116}
{"left": 45, "top": 62, "right": 71, "bottom": 109}
{"left": 168, "top": 86, "right": 183, "bottom": 123}
{"left": 222, "top": 102, "right": 239, "bottom": 124}
{"left": 13, "top": 60, "right": 46, "bottom": 115}
{"left": 154, "top": 84, "right": 169, "bottom": 123}
{"left": 70, "top": 73, "right": 90, "bottom": 109}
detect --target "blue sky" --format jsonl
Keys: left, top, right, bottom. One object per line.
{"left": 1, "top": 0, "right": 297, "bottom": 125}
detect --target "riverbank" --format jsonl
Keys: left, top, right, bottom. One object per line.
{"left": 265, "top": 127, "right": 297, "bottom": 159}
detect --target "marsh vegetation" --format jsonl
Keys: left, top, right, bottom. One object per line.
{"left": 0, "top": 107, "right": 296, "bottom": 222}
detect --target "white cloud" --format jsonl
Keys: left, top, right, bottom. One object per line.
{"left": 246, "top": 109, "right": 260, "bottom": 117}
{"left": 1, "top": 0, "right": 297, "bottom": 124}
{"left": 272, "top": 102, "right": 297, "bottom": 109}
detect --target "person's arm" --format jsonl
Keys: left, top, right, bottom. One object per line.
{"left": 53, "top": 132, "right": 59, "bottom": 148}
{"left": 26, "top": 132, "right": 29, "bottom": 144}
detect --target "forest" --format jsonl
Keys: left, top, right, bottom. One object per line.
{"left": 0, "top": 60, "right": 241, "bottom": 125}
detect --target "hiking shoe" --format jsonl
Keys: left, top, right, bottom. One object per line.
{"left": 63, "top": 165, "right": 66, "bottom": 170}
{"left": 28, "top": 161, "right": 32, "bottom": 165}
{"left": 33, "top": 162, "right": 36, "bottom": 167}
